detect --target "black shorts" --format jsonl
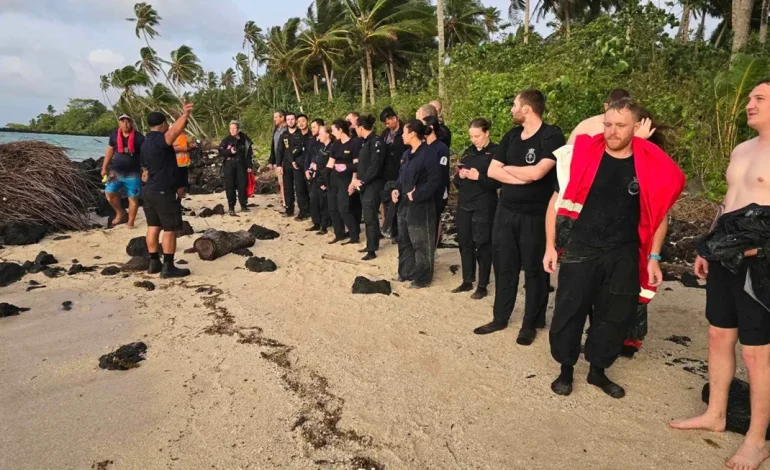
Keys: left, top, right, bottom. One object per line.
{"left": 143, "top": 190, "right": 183, "bottom": 231}
{"left": 706, "top": 260, "right": 770, "bottom": 345}
{"left": 178, "top": 166, "right": 190, "bottom": 190}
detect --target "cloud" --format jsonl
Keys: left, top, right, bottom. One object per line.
{"left": 0, "top": 1, "right": 309, "bottom": 125}
{"left": 88, "top": 49, "right": 126, "bottom": 67}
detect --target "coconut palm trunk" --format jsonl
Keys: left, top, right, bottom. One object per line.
{"left": 322, "top": 60, "right": 334, "bottom": 101}
{"left": 437, "top": 0, "right": 446, "bottom": 99}
{"left": 387, "top": 50, "right": 397, "bottom": 97}
{"left": 366, "top": 48, "right": 375, "bottom": 106}
{"left": 360, "top": 66, "right": 367, "bottom": 109}
{"left": 679, "top": 4, "right": 691, "bottom": 43}
{"left": 760, "top": 0, "right": 769, "bottom": 44}
{"left": 732, "top": 0, "right": 756, "bottom": 55}
{"left": 524, "top": 0, "right": 530, "bottom": 44}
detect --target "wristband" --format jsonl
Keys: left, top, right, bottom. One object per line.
{"left": 648, "top": 253, "right": 661, "bottom": 261}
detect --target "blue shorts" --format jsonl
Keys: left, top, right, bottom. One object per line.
{"left": 105, "top": 174, "right": 142, "bottom": 198}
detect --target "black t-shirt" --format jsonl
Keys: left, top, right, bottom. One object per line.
{"left": 494, "top": 124, "right": 565, "bottom": 215}
{"left": 562, "top": 152, "right": 640, "bottom": 262}
{"left": 142, "top": 131, "right": 179, "bottom": 193}
{"left": 108, "top": 130, "right": 145, "bottom": 174}
{"left": 331, "top": 139, "right": 359, "bottom": 175}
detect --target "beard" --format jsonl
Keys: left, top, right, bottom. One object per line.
{"left": 605, "top": 135, "right": 633, "bottom": 151}
{"left": 511, "top": 112, "right": 525, "bottom": 125}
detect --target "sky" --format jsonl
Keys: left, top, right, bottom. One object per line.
{"left": 0, "top": 0, "right": 690, "bottom": 126}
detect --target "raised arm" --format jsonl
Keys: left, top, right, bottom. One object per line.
{"left": 164, "top": 103, "right": 193, "bottom": 146}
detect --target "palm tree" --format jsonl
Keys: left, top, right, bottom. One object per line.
{"left": 206, "top": 71, "right": 219, "bottom": 89}
{"left": 99, "top": 74, "right": 118, "bottom": 118}
{"left": 110, "top": 65, "right": 151, "bottom": 122}
{"left": 136, "top": 46, "right": 161, "bottom": 79}
{"left": 47, "top": 105, "right": 56, "bottom": 117}
{"left": 128, "top": 3, "right": 206, "bottom": 136}
{"left": 143, "top": 83, "right": 177, "bottom": 117}
{"left": 234, "top": 52, "right": 255, "bottom": 86}
{"left": 167, "top": 45, "right": 203, "bottom": 91}
{"left": 264, "top": 18, "right": 304, "bottom": 104}
{"left": 243, "top": 21, "right": 263, "bottom": 89}
{"left": 443, "top": 0, "right": 487, "bottom": 48}
{"left": 510, "top": 0, "right": 530, "bottom": 43}
{"left": 732, "top": 0, "right": 756, "bottom": 54}
{"left": 296, "top": 0, "right": 348, "bottom": 101}
{"left": 480, "top": 7, "right": 508, "bottom": 39}
{"left": 343, "top": 0, "right": 433, "bottom": 106}
{"left": 760, "top": 0, "right": 769, "bottom": 44}
{"left": 221, "top": 68, "right": 236, "bottom": 89}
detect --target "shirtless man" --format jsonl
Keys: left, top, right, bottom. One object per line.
{"left": 671, "top": 79, "right": 770, "bottom": 470}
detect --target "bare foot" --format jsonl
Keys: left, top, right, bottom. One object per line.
{"left": 111, "top": 212, "right": 127, "bottom": 226}
{"left": 725, "top": 440, "right": 770, "bottom": 470}
{"left": 127, "top": 223, "right": 136, "bottom": 229}
{"left": 669, "top": 413, "right": 726, "bottom": 432}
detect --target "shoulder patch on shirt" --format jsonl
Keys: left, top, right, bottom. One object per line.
{"left": 440, "top": 156, "right": 448, "bottom": 166}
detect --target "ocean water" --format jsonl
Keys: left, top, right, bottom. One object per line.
{"left": 0, "top": 131, "right": 109, "bottom": 161}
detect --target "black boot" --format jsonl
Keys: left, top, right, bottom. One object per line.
{"left": 306, "top": 224, "right": 321, "bottom": 232}
{"left": 451, "top": 281, "right": 474, "bottom": 293}
{"left": 160, "top": 264, "right": 191, "bottom": 279}
{"left": 147, "top": 259, "right": 162, "bottom": 274}
{"left": 470, "top": 287, "right": 488, "bottom": 300}
{"left": 473, "top": 321, "right": 507, "bottom": 335}
{"left": 516, "top": 326, "right": 537, "bottom": 346}
{"left": 587, "top": 366, "right": 625, "bottom": 399}
{"left": 551, "top": 365, "right": 574, "bottom": 396}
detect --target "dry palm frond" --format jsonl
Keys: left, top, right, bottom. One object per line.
{"left": 0, "top": 141, "right": 98, "bottom": 230}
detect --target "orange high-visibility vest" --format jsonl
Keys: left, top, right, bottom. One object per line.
{"left": 175, "top": 134, "right": 191, "bottom": 167}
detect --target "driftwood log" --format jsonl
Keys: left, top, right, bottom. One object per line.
{"left": 193, "top": 229, "right": 256, "bottom": 261}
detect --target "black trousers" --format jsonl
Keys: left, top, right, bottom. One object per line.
{"left": 382, "top": 196, "right": 399, "bottom": 238}
{"left": 397, "top": 200, "right": 437, "bottom": 286}
{"left": 309, "top": 180, "right": 330, "bottom": 229}
{"left": 361, "top": 180, "right": 384, "bottom": 253}
{"left": 549, "top": 246, "right": 640, "bottom": 369}
{"left": 282, "top": 163, "right": 310, "bottom": 215}
{"left": 223, "top": 160, "right": 248, "bottom": 210}
{"left": 351, "top": 191, "right": 363, "bottom": 225}
{"left": 492, "top": 205, "right": 549, "bottom": 328}
{"left": 328, "top": 172, "right": 360, "bottom": 240}
{"left": 456, "top": 205, "right": 496, "bottom": 288}
{"left": 281, "top": 162, "right": 296, "bottom": 213}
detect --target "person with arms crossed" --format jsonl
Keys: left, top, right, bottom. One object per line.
{"left": 472, "top": 89, "right": 565, "bottom": 346}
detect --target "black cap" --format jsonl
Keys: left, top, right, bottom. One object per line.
{"left": 147, "top": 111, "right": 166, "bottom": 127}
{"left": 379, "top": 106, "right": 397, "bottom": 122}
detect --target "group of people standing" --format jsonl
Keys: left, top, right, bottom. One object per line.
{"left": 266, "top": 103, "right": 452, "bottom": 273}
{"left": 103, "top": 78, "right": 770, "bottom": 469}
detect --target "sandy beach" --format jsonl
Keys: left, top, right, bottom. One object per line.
{"left": 0, "top": 192, "right": 748, "bottom": 470}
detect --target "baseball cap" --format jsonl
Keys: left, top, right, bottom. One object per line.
{"left": 147, "top": 112, "right": 167, "bottom": 127}
{"left": 118, "top": 114, "right": 132, "bottom": 121}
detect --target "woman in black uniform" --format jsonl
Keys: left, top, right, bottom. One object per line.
{"left": 308, "top": 124, "right": 334, "bottom": 234}
{"left": 453, "top": 118, "right": 501, "bottom": 300}
{"left": 326, "top": 119, "right": 361, "bottom": 244}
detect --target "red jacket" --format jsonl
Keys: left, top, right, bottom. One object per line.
{"left": 556, "top": 134, "right": 686, "bottom": 303}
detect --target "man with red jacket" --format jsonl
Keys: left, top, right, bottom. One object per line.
{"left": 543, "top": 98, "right": 685, "bottom": 399}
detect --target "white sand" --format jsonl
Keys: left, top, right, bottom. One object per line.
{"left": 0, "top": 192, "right": 749, "bottom": 469}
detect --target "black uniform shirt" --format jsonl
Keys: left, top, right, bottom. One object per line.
{"left": 454, "top": 143, "right": 501, "bottom": 211}
{"left": 493, "top": 124, "right": 565, "bottom": 215}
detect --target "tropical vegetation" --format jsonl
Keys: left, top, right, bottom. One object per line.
{"left": 8, "top": 0, "right": 770, "bottom": 198}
